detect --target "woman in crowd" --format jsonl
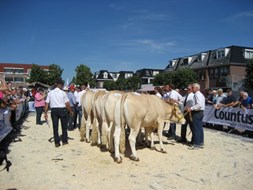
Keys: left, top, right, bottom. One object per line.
{"left": 34, "top": 87, "right": 46, "bottom": 125}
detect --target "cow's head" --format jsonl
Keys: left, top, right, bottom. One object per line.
{"left": 165, "top": 103, "right": 186, "bottom": 124}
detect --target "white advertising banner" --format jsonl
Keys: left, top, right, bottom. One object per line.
{"left": 203, "top": 105, "right": 253, "bottom": 131}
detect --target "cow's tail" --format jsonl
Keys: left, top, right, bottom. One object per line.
{"left": 119, "top": 92, "right": 128, "bottom": 154}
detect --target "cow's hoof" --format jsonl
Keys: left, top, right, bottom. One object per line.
{"left": 161, "top": 149, "right": 167, "bottom": 154}
{"left": 114, "top": 157, "right": 122, "bottom": 164}
{"left": 150, "top": 146, "right": 155, "bottom": 150}
{"left": 130, "top": 155, "right": 140, "bottom": 161}
{"left": 80, "top": 139, "right": 85, "bottom": 142}
{"left": 86, "top": 139, "right": 90, "bottom": 143}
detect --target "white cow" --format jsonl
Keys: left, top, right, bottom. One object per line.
{"left": 80, "top": 90, "right": 96, "bottom": 142}
{"left": 114, "top": 92, "right": 185, "bottom": 163}
{"left": 101, "top": 91, "right": 125, "bottom": 152}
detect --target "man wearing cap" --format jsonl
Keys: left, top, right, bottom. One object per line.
{"left": 44, "top": 79, "right": 74, "bottom": 147}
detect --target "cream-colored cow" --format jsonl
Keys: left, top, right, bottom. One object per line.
{"left": 102, "top": 91, "right": 125, "bottom": 152}
{"left": 80, "top": 90, "right": 96, "bottom": 142}
{"left": 91, "top": 90, "right": 107, "bottom": 145}
{"left": 114, "top": 92, "right": 185, "bottom": 163}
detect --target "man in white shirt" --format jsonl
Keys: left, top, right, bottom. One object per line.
{"left": 185, "top": 83, "right": 205, "bottom": 150}
{"left": 75, "top": 84, "right": 86, "bottom": 129}
{"left": 178, "top": 84, "right": 194, "bottom": 144}
{"left": 44, "top": 79, "right": 74, "bottom": 147}
{"left": 163, "top": 84, "right": 183, "bottom": 140}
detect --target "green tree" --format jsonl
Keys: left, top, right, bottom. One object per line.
{"left": 127, "top": 75, "right": 141, "bottom": 91}
{"left": 116, "top": 77, "right": 128, "bottom": 90}
{"left": 244, "top": 59, "right": 253, "bottom": 91}
{"left": 47, "top": 64, "right": 64, "bottom": 85}
{"left": 153, "top": 72, "right": 174, "bottom": 86}
{"left": 27, "top": 64, "right": 48, "bottom": 84}
{"left": 153, "top": 68, "right": 197, "bottom": 89}
{"left": 103, "top": 81, "right": 117, "bottom": 90}
{"left": 172, "top": 68, "right": 197, "bottom": 89}
{"left": 75, "top": 64, "right": 93, "bottom": 86}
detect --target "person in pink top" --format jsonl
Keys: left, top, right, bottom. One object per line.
{"left": 35, "top": 87, "right": 46, "bottom": 125}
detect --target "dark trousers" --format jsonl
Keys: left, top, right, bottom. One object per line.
{"left": 35, "top": 106, "right": 44, "bottom": 124}
{"left": 67, "top": 107, "right": 76, "bottom": 129}
{"left": 51, "top": 108, "right": 68, "bottom": 144}
{"left": 76, "top": 106, "right": 82, "bottom": 128}
{"left": 169, "top": 122, "right": 176, "bottom": 137}
{"left": 192, "top": 111, "right": 204, "bottom": 146}
{"left": 181, "top": 114, "right": 193, "bottom": 142}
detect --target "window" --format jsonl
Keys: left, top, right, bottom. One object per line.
{"left": 214, "top": 68, "right": 218, "bottom": 78}
{"left": 245, "top": 49, "right": 253, "bottom": 59}
{"left": 209, "top": 69, "right": 214, "bottom": 79}
{"left": 14, "top": 77, "right": 24, "bottom": 82}
{"left": 4, "top": 68, "right": 14, "bottom": 74}
{"left": 219, "top": 67, "right": 228, "bottom": 77}
{"left": 15, "top": 69, "right": 24, "bottom": 74}
{"left": 5, "top": 77, "right": 13, "bottom": 82}
{"left": 103, "top": 72, "right": 108, "bottom": 79}
{"left": 183, "top": 58, "right": 188, "bottom": 65}
{"left": 216, "top": 49, "right": 225, "bottom": 59}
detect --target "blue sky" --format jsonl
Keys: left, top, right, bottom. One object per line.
{"left": 0, "top": 0, "right": 253, "bottom": 81}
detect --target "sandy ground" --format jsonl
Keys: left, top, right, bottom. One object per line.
{"left": 0, "top": 112, "right": 253, "bottom": 190}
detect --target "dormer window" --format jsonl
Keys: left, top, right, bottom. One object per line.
{"left": 183, "top": 58, "right": 188, "bottom": 65}
{"left": 244, "top": 49, "right": 253, "bottom": 59}
{"left": 216, "top": 49, "right": 225, "bottom": 58}
{"left": 103, "top": 72, "right": 108, "bottom": 79}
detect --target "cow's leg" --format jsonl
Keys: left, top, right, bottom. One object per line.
{"left": 129, "top": 124, "right": 141, "bottom": 161}
{"left": 107, "top": 121, "right": 114, "bottom": 151}
{"left": 114, "top": 124, "right": 122, "bottom": 163}
{"left": 80, "top": 115, "right": 86, "bottom": 142}
{"left": 157, "top": 122, "right": 166, "bottom": 153}
{"left": 91, "top": 118, "right": 98, "bottom": 145}
{"left": 85, "top": 116, "right": 91, "bottom": 143}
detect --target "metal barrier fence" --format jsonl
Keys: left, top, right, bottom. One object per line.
{"left": 0, "top": 100, "right": 28, "bottom": 142}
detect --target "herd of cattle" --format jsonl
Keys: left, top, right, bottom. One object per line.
{"left": 79, "top": 90, "right": 186, "bottom": 163}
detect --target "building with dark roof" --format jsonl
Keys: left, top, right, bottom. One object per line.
{"left": 165, "top": 45, "right": 253, "bottom": 90}
{"left": 136, "top": 68, "right": 164, "bottom": 84}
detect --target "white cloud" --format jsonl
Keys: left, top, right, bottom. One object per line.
{"left": 224, "top": 11, "right": 253, "bottom": 21}
{"left": 110, "top": 39, "right": 176, "bottom": 54}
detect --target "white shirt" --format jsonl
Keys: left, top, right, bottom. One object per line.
{"left": 164, "top": 89, "right": 183, "bottom": 101}
{"left": 191, "top": 91, "right": 205, "bottom": 111}
{"left": 155, "top": 92, "right": 162, "bottom": 99}
{"left": 46, "top": 87, "right": 69, "bottom": 108}
{"left": 76, "top": 90, "right": 86, "bottom": 107}
{"left": 183, "top": 92, "right": 194, "bottom": 108}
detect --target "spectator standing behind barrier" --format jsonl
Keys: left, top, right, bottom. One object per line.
{"left": 75, "top": 84, "right": 86, "bottom": 129}
{"left": 233, "top": 90, "right": 244, "bottom": 108}
{"left": 185, "top": 83, "right": 205, "bottom": 150}
{"left": 44, "top": 79, "right": 74, "bottom": 147}
{"left": 163, "top": 84, "right": 183, "bottom": 140}
{"left": 178, "top": 84, "right": 194, "bottom": 144}
{"left": 216, "top": 89, "right": 236, "bottom": 109}
{"left": 241, "top": 92, "right": 253, "bottom": 109}
{"left": 34, "top": 87, "right": 46, "bottom": 125}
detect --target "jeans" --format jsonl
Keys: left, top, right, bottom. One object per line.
{"left": 51, "top": 108, "right": 68, "bottom": 144}
{"left": 67, "top": 107, "right": 76, "bottom": 129}
{"left": 168, "top": 122, "right": 176, "bottom": 137}
{"left": 180, "top": 114, "right": 193, "bottom": 142}
{"left": 192, "top": 111, "right": 204, "bottom": 146}
{"left": 35, "top": 106, "right": 44, "bottom": 124}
